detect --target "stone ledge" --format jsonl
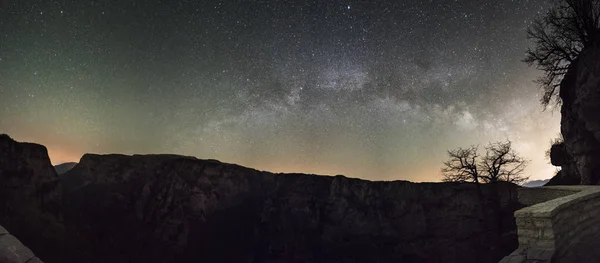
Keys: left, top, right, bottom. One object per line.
{"left": 518, "top": 187, "right": 581, "bottom": 207}
{"left": 515, "top": 186, "right": 600, "bottom": 218}
{"left": 501, "top": 186, "right": 600, "bottom": 263}
{"left": 0, "top": 225, "right": 44, "bottom": 263}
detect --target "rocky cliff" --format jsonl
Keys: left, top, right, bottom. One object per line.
{"left": 0, "top": 134, "right": 66, "bottom": 262}
{"left": 558, "top": 46, "right": 600, "bottom": 185}
{"left": 0, "top": 134, "right": 522, "bottom": 263}
{"left": 59, "top": 153, "right": 520, "bottom": 263}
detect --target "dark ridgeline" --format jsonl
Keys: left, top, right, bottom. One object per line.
{"left": 522, "top": 180, "right": 550, "bottom": 188}
{"left": 53, "top": 162, "right": 78, "bottom": 176}
{"left": 0, "top": 134, "right": 521, "bottom": 263}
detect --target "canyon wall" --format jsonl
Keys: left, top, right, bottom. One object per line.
{"left": 0, "top": 134, "right": 521, "bottom": 263}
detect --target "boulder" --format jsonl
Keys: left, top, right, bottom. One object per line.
{"left": 547, "top": 142, "right": 580, "bottom": 185}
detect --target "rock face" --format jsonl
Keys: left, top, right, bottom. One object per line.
{"left": 545, "top": 170, "right": 581, "bottom": 186}
{"left": 559, "top": 46, "right": 600, "bottom": 185}
{"left": 0, "top": 225, "right": 44, "bottom": 263}
{"left": 59, "top": 153, "right": 521, "bottom": 263}
{"left": 0, "top": 134, "right": 66, "bottom": 262}
{"left": 547, "top": 142, "right": 580, "bottom": 186}
{"left": 0, "top": 134, "right": 522, "bottom": 263}
{"left": 0, "top": 134, "right": 61, "bottom": 210}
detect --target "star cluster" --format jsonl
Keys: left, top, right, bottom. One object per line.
{"left": 0, "top": 0, "right": 559, "bottom": 181}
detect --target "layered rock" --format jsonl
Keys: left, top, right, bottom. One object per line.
{"left": 0, "top": 134, "right": 66, "bottom": 262}
{"left": 59, "top": 153, "right": 521, "bottom": 263}
{"left": 560, "top": 46, "right": 600, "bottom": 185}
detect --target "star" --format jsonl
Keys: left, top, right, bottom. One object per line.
{"left": 0, "top": 0, "right": 560, "bottom": 182}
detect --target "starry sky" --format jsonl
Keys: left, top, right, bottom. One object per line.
{"left": 0, "top": 0, "right": 561, "bottom": 182}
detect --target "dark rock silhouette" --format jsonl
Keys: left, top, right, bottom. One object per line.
{"left": 0, "top": 134, "right": 67, "bottom": 262}
{"left": 544, "top": 170, "right": 581, "bottom": 186}
{"left": 61, "top": 153, "right": 522, "bottom": 263}
{"left": 547, "top": 142, "right": 580, "bottom": 186}
{"left": 0, "top": 134, "right": 61, "bottom": 209}
{"left": 0, "top": 134, "right": 522, "bottom": 263}
{"left": 559, "top": 46, "right": 600, "bottom": 185}
{"left": 53, "top": 162, "right": 77, "bottom": 175}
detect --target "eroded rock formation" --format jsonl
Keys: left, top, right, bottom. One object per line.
{"left": 559, "top": 46, "right": 600, "bottom": 185}
{"left": 547, "top": 142, "right": 580, "bottom": 186}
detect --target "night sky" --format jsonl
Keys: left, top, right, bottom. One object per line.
{"left": 0, "top": 0, "right": 561, "bottom": 182}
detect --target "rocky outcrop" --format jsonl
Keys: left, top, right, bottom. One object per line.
{"left": 0, "top": 134, "right": 66, "bottom": 262}
{"left": 58, "top": 153, "right": 521, "bottom": 263}
{"left": 0, "top": 134, "right": 61, "bottom": 211}
{"left": 559, "top": 46, "right": 600, "bottom": 185}
{"left": 0, "top": 225, "right": 43, "bottom": 263}
{"left": 545, "top": 170, "right": 581, "bottom": 186}
{"left": 546, "top": 142, "right": 580, "bottom": 186}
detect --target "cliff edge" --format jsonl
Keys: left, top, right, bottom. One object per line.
{"left": 60, "top": 153, "right": 520, "bottom": 263}
{"left": 0, "top": 134, "right": 66, "bottom": 262}
{"left": 0, "top": 134, "right": 522, "bottom": 263}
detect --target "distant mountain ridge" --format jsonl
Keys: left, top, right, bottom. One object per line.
{"left": 53, "top": 162, "right": 77, "bottom": 175}
{"left": 523, "top": 179, "right": 550, "bottom": 188}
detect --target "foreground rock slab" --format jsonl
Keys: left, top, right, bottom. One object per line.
{"left": 0, "top": 225, "right": 43, "bottom": 263}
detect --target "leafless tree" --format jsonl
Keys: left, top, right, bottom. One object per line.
{"left": 441, "top": 141, "right": 530, "bottom": 185}
{"left": 441, "top": 146, "right": 480, "bottom": 183}
{"left": 480, "top": 141, "right": 530, "bottom": 185}
{"left": 524, "top": 0, "right": 600, "bottom": 107}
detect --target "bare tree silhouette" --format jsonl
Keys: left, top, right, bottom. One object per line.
{"left": 441, "top": 146, "right": 480, "bottom": 183}
{"left": 442, "top": 141, "right": 529, "bottom": 185}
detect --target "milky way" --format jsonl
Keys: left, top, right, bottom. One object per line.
{"left": 0, "top": 0, "right": 560, "bottom": 181}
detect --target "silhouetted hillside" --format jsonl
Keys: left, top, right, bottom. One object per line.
{"left": 0, "top": 134, "right": 522, "bottom": 263}
{"left": 523, "top": 179, "right": 550, "bottom": 188}
{"left": 53, "top": 162, "right": 77, "bottom": 175}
